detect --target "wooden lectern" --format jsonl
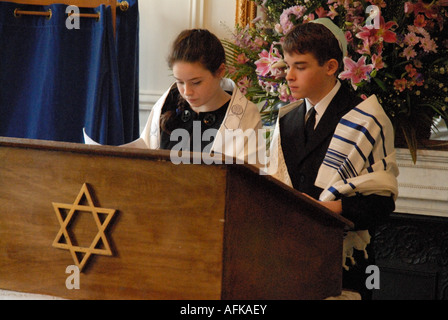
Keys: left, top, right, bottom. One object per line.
{"left": 0, "top": 137, "right": 353, "bottom": 300}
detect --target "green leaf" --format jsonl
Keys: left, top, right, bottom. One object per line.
{"left": 373, "top": 77, "right": 388, "bottom": 92}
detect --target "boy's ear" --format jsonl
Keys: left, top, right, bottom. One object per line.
{"left": 326, "top": 59, "right": 339, "bottom": 76}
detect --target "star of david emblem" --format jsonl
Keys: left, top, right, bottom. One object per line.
{"left": 52, "top": 183, "right": 116, "bottom": 271}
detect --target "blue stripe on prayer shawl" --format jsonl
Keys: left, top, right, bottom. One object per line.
{"left": 328, "top": 187, "right": 342, "bottom": 199}
{"left": 323, "top": 158, "right": 340, "bottom": 171}
{"left": 340, "top": 166, "right": 352, "bottom": 180}
{"left": 342, "top": 179, "right": 357, "bottom": 191}
{"left": 353, "top": 108, "right": 388, "bottom": 158}
{"left": 340, "top": 118, "right": 376, "bottom": 146}
{"left": 326, "top": 149, "right": 346, "bottom": 163}
{"left": 323, "top": 149, "right": 358, "bottom": 179}
{"left": 324, "top": 159, "right": 351, "bottom": 180}
{"left": 324, "top": 150, "right": 345, "bottom": 169}
{"left": 341, "top": 158, "right": 357, "bottom": 179}
{"left": 368, "top": 152, "right": 375, "bottom": 168}
{"left": 329, "top": 180, "right": 356, "bottom": 199}
{"left": 325, "top": 149, "right": 358, "bottom": 179}
{"left": 333, "top": 134, "right": 367, "bottom": 162}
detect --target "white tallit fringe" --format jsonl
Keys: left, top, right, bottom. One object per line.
{"left": 315, "top": 95, "right": 399, "bottom": 271}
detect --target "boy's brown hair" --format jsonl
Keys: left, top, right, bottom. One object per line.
{"left": 282, "top": 22, "right": 344, "bottom": 74}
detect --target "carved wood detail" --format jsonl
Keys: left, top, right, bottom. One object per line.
{"left": 52, "top": 183, "right": 116, "bottom": 272}
{"left": 374, "top": 214, "right": 448, "bottom": 299}
{"left": 236, "top": 0, "right": 256, "bottom": 27}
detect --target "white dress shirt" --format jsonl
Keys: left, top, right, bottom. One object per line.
{"left": 305, "top": 80, "right": 341, "bottom": 129}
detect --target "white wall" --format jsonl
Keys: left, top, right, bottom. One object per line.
{"left": 138, "top": 0, "right": 236, "bottom": 132}
{"left": 203, "top": 0, "right": 236, "bottom": 40}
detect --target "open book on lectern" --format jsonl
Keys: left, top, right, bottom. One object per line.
{"left": 83, "top": 128, "right": 148, "bottom": 149}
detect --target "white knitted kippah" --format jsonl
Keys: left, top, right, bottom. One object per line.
{"left": 309, "top": 18, "right": 348, "bottom": 57}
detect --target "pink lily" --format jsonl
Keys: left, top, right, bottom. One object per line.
{"left": 327, "top": 5, "right": 339, "bottom": 20}
{"left": 254, "top": 45, "right": 284, "bottom": 78}
{"left": 374, "top": 16, "right": 398, "bottom": 43}
{"left": 339, "top": 56, "right": 374, "bottom": 90}
{"left": 315, "top": 6, "right": 328, "bottom": 18}
{"left": 255, "top": 50, "right": 273, "bottom": 77}
{"left": 356, "top": 16, "right": 397, "bottom": 45}
{"left": 412, "top": 0, "right": 438, "bottom": 19}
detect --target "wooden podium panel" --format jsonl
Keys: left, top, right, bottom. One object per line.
{"left": 222, "top": 166, "right": 349, "bottom": 300}
{"left": 0, "top": 137, "right": 352, "bottom": 300}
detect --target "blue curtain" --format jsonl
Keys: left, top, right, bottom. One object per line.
{"left": 115, "top": 0, "right": 140, "bottom": 144}
{"left": 0, "top": 1, "right": 139, "bottom": 145}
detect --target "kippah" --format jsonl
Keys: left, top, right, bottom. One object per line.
{"left": 309, "top": 18, "right": 347, "bottom": 57}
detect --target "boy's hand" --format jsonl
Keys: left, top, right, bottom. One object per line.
{"left": 319, "top": 200, "right": 343, "bottom": 214}
{"left": 301, "top": 193, "right": 343, "bottom": 214}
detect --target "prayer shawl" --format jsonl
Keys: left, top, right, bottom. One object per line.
{"left": 268, "top": 95, "right": 399, "bottom": 270}
{"left": 140, "top": 78, "right": 262, "bottom": 163}
{"left": 84, "top": 79, "right": 263, "bottom": 162}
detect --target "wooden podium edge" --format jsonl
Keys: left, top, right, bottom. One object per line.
{"left": 0, "top": 136, "right": 354, "bottom": 230}
{"left": 228, "top": 164, "right": 354, "bottom": 229}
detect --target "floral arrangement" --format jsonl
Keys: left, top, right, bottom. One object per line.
{"left": 224, "top": 0, "right": 448, "bottom": 161}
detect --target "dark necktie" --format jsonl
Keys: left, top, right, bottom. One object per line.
{"left": 304, "top": 107, "right": 316, "bottom": 144}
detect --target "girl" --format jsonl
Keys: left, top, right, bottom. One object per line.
{"left": 140, "top": 29, "right": 262, "bottom": 163}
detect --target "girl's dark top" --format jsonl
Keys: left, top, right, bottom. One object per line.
{"left": 160, "top": 87, "right": 230, "bottom": 153}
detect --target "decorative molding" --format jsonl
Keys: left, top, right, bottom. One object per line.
{"left": 395, "top": 202, "right": 448, "bottom": 218}
{"left": 397, "top": 148, "right": 448, "bottom": 167}
{"left": 395, "top": 148, "right": 448, "bottom": 218}
{"left": 139, "top": 90, "right": 164, "bottom": 133}
{"left": 189, "top": 0, "right": 205, "bottom": 29}
{"left": 236, "top": 0, "right": 257, "bottom": 27}
{"left": 398, "top": 183, "right": 448, "bottom": 192}
{"left": 139, "top": 90, "right": 164, "bottom": 110}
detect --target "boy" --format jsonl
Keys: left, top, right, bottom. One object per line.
{"left": 269, "top": 19, "right": 399, "bottom": 299}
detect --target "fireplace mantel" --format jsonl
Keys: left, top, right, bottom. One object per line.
{"left": 395, "top": 147, "right": 448, "bottom": 218}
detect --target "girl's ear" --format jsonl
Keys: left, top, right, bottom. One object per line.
{"left": 326, "top": 59, "right": 339, "bottom": 76}
{"left": 215, "top": 63, "right": 227, "bottom": 78}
